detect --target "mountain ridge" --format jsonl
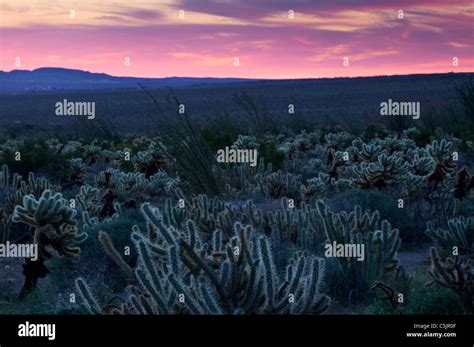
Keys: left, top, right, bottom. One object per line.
{"left": 0, "top": 67, "right": 258, "bottom": 94}
{"left": 0, "top": 67, "right": 472, "bottom": 95}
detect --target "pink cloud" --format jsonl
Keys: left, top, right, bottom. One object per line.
{"left": 0, "top": 0, "right": 472, "bottom": 78}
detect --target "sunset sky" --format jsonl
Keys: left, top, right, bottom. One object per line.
{"left": 0, "top": 0, "right": 473, "bottom": 78}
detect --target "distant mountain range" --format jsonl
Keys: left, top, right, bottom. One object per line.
{"left": 0, "top": 68, "right": 472, "bottom": 95}
{"left": 0, "top": 67, "right": 258, "bottom": 94}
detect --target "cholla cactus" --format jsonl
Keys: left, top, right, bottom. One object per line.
{"left": 0, "top": 165, "right": 20, "bottom": 242}
{"left": 231, "top": 135, "right": 260, "bottom": 150}
{"left": 61, "top": 140, "right": 83, "bottom": 155}
{"left": 426, "top": 139, "right": 456, "bottom": 190}
{"left": 12, "top": 190, "right": 86, "bottom": 298}
{"left": 221, "top": 158, "right": 271, "bottom": 199}
{"left": 0, "top": 164, "right": 21, "bottom": 190}
{"left": 352, "top": 153, "right": 408, "bottom": 189}
{"left": 453, "top": 166, "right": 474, "bottom": 200}
{"left": 76, "top": 204, "right": 329, "bottom": 315}
{"left": 354, "top": 143, "right": 382, "bottom": 162}
{"left": 302, "top": 173, "right": 329, "bottom": 200}
{"left": 410, "top": 153, "right": 434, "bottom": 176}
{"left": 303, "top": 158, "right": 323, "bottom": 174}
{"left": 325, "top": 132, "right": 352, "bottom": 152}
{"left": 428, "top": 139, "right": 454, "bottom": 165}
{"left": 256, "top": 171, "right": 302, "bottom": 202}
{"left": 426, "top": 217, "right": 473, "bottom": 254}
{"left": 327, "top": 150, "right": 349, "bottom": 179}
{"left": 331, "top": 178, "right": 353, "bottom": 192}
{"left": 148, "top": 172, "right": 180, "bottom": 195}
{"left": 19, "top": 171, "right": 61, "bottom": 199}
{"left": 382, "top": 136, "right": 414, "bottom": 154}
{"left": 66, "top": 158, "right": 86, "bottom": 183}
{"left": 82, "top": 144, "right": 103, "bottom": 165}
{"left": 97, "top": 169, "right": 178, "bottom": 200}
{"left": 116, "top": 172, "right": 150, "bottom": 197}
{"left": 402, "top": 173, "right": 426, "bottom": 201}
{"left": 77, "top": 185, "right": 101, "bottom": 217}
{"left": 133, "top": 141, "right": 169, "bottom": 178}
{"left": 1, "top": 166, "right": 63, "bottom": 243}
{"left": 425, "top": 247, "right": 473, "bottom": 313}
{"left": 266, "top": 199, "right": 326, "bottom": 252}
{"left": 316, "top": 201, "right": 400, "bottom": 298}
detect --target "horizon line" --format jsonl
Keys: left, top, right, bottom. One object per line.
{"left": 1, "top": 67, "right": 473, "bottom": 81}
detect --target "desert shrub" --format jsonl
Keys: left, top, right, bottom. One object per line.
{"left": 384, "top": 113, "right": 414, "bottom": 134}
{"left": 259, "top": 141, "right": 285, "bottom": 170}
{"left": 365, "top": 281, "right": 464, "bottom": 315}
{"left": 201, "top": 127, "right": 236, "bottom": 151}
{"left": 362, "top": 124, "right": 388, "bottom": 142}
{"left": 405, "top": 284, "right": 464, "bottom": 314}
{"left": 410, "top": 127, "right": 433, "bottom": 147}
{"left": 1, "top": 140, "right": 54, "bottom": 177}
{"left": 50, "top": 209, "right": 145, "bottom": 293}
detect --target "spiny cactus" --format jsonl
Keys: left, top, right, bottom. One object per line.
{"left": 354, "top": 143, "right": 383, "bottom": 163}
{"left": 94, "top": 169, "right": 179, "bottom": 200}
{"left": 0, "top": 165, "right": 21, "bottom": 242}
{"left": 426, "top": 217, "right": 473, "bottom": 255}
{"left": 0, "top": 164, "right": 21, "bottom": 190}
{"left": 20, "top": 171, "right": 61, "bottom": 198}
{"left": 402, "top": 173, "right": 426, "bottom": 201}
{"left": 256, "top": 171, "right": 302, "bottom": 202}
{"left": 315, "top": 200, "right": 400, "bottom": 298}
{"left": 133, "top": 141, "right": 169, "bottom": 178}
{"left": 63, "top": 157, "right": 86, "bottom": 184}
{"left": 1, "top": 167, "right": 60, "bottom": 243}
{"left": 231, "top": 135, "right": 260, "bottom": 150}
{"left": 302, "top": 173, "right": 329, "bottom": 200}
{"left": 428, "top": 139, "right": 454, "bottom": 165}
{"left": 13, "top": 190, "right": 86, "bottom": 298}
{"left": 410, "top": 153, "right": 434, "bottom": 176}
{"left": 148, "top": 172, "right": 180, "bottom": 195}
{"left": 77, "top": 185, "right": 101, "bottom": 217}
{"left": 453, "top": 166, "right": 474, "bottom": 200}
{"left": 222, "top": 158, "right": 271, "bottom": 199}
{"left": 426, "top": 139, "right": 456, "bottom": 190}
{"left": 425, "top": 247, "right": 473, "bottom": 313}
{"left": 352, "top": 153, "right": 408, "bottom": 189}
{"left": 76, "top": 203, "right": 329, "bottom": 315}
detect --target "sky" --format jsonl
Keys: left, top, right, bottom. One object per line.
{"left": 0, "top": 0, "right": 473, "bottom": 78}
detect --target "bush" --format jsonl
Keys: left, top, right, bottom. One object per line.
{"left": 404, "top": 283, "right": 464, "bottom": 314}
{"left": 201, "top": 127, "right": 236, "bottom": 151}
{"left": 259, "top": 141, "right": 285, "bottom": 170}
{"left": 362, "top": 124, "right": 388, "bottom": 142}
{"left": 1, "top": 140, "right": 54, "bottom": 177}
{"left": 48, "top": 209, "right": 145, "bottom": 294}
{"left": 365, "top": 277, "right": 464, "bottom": 314}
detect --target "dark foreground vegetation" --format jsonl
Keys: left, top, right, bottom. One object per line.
{"left": 0, "top": 74, "right": 473, "bottom": 315}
